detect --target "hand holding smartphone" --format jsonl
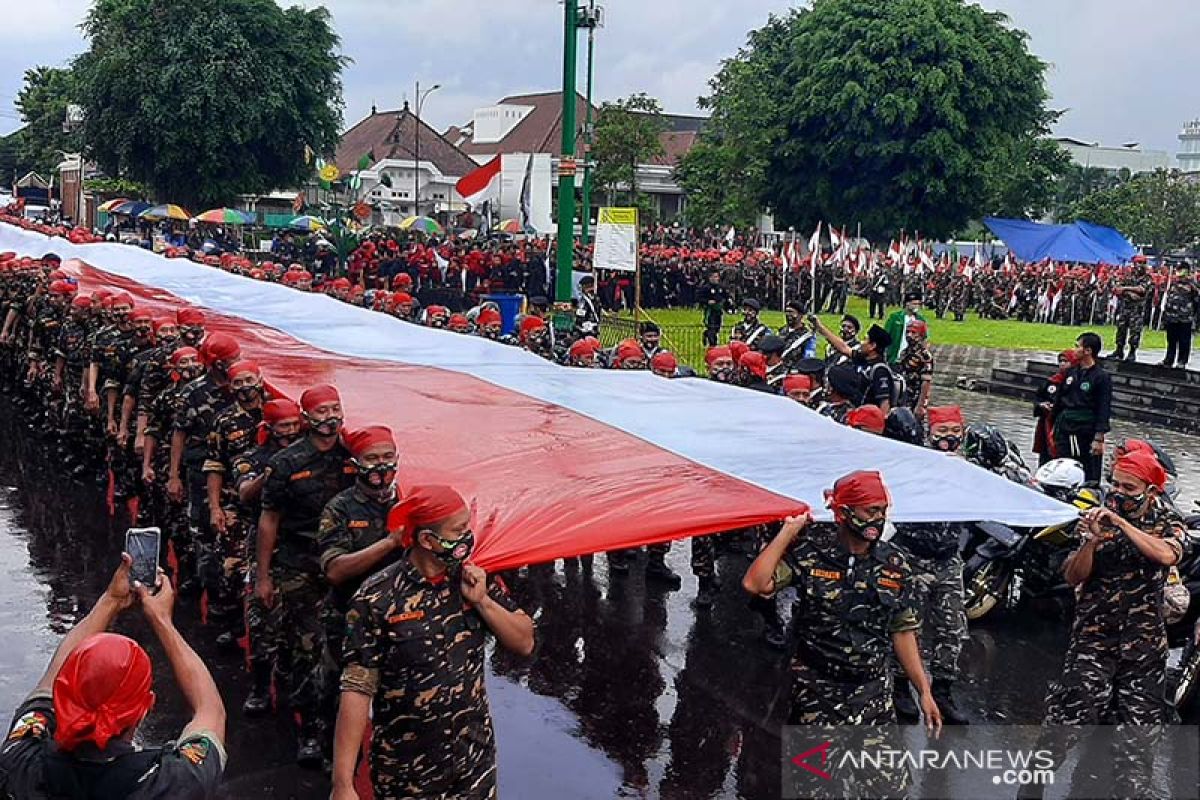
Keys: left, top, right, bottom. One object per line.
{"left": 125, "top": 527, "right": 162, "bottom": 589}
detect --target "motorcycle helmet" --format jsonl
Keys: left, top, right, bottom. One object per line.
{"left": 1034, "top": 458, "right": 1086, "bottom": 503}
{"left": 961, "top": 423, "right": 1008, "bottom": 470}
{"left": 884, "top": 407, "right": 924, "bottom": 446}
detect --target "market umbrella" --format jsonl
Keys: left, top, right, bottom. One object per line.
{"left": 398, "top": 215, "right": 443, "bottom": 235}
{"left": 98, "top": 198, "right": 131, "bottom": 213}
{"left": 140, "top": 204, "right": 192, "bottom": 221}
{"left": 110, "top": 201, "right": 152, "bottom": 217}
{"left": 195, "top": 207, "right": 255, "bottom": 225}
{"left": 289, "top": 215, "right": 327, "bottom": 231}
{"left": 498, "top": 218, "right": 524, "bottom": 234}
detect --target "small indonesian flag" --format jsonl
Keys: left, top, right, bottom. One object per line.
{"left": 455, "top": 155, "right": 502, "bottom": 206}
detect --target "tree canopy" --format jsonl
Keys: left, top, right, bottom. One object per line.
{"left": 680, "top": 0, "right": 1064, "bottom": 238}
{"left": 15, "top": 66, "right": 82, "bottom": 176}
{"left": 73, "top": 0, "right": 346, "bottom": 208}
{"left": 592, "top": 93, "right": 667, "bottom": 208}
{"left": 1069, "top": 169, "right": 1200, "bottom": 253}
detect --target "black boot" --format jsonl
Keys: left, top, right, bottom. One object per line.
{"left": 1107, "top": 349, "right": 1124, "bottom": 360}
{"left": 607, "top": 550, "right": 630, "bottom": 574}
{"left": 646, "top": 555, "right": 682, "bottom": 589}
{"left": 1124, "top": 348, "right": 1137, "bottom": 362}
{"left": 932, "top": 677, "right": 970, "bottom": 724}
{"left": 893, "top": 676, "right": 920, "bottom": 721}
{"left": 242, "top": 663, "right": 273, "bottom": 716}
{"left": 694, "top": 576, "right": 718, "bottom": 608}
{"left": 296, "top": 734, "right": 323, "bottom": 768}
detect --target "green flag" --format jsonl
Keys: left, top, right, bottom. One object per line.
{"left": 357, "top": 152, "right": 373, "bottom": 171}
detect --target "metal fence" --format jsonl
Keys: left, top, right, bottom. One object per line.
{"left": 548, "top": 308, "right": 735, "bottom": 375}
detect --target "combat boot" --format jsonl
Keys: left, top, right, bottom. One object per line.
{"left": 242, "top": 663, "right": 273, "bottom": 716}
{"left": 646, "top": 554, "right": 682, "bottom": 589}
{"left": 1106, "top": 348, "right": 1124, "bottom": 360}
{"left": 296, "top": 735, "right": 323, "bottom": 768}
{"left": 932, "top": 677, "right": 970, "bottom": 724}
{"left": 1124, "top": 348, "right": 1137, "bottom": 362}
{"left": 694, "top": 576, "right": 718, "bottom": 608}
{"left": 607, "top": 550, "right": 630, "bottom": 574}
{"left": 893, "top": 676, "right": 920, "bottom": 721}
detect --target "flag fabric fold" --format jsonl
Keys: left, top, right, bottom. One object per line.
{"left": 455, "top": 155, "right": 502, "bottom": 206}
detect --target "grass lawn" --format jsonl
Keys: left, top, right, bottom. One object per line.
{"left": 627, "top": 296, "right": 1164, "bottom": 354}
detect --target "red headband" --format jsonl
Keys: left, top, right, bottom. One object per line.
{"left": 386, "top": 485, "right": 468, "bottom": 547}
{"left": 227, "top": 360, "right": 261, "bottom": 381}
{"left": 344, "top": 425, "right": 396, "bottom": 458}
{"left": 448, "top": 313, "right": 469, "bottom": 327}
{"left": 651, "top": 351, "right": 677, "bottom": 372}
{"left": 846, "top": 404, "right": 886, "bottom": 433}
{"left": 199, "top": 333, "right": 241, "bottom": 364}
{"left": 1112, "top": 450, "right": 1167, "bottom": 491}
{"left": 908, "top": 320, "right": 928, "bottom": 338}
{"left": 52, "top": 633, "right": 155, "bottom": 752}
{"left": 783, "top": 374, "right": 814, "bottom": 393}
{"left": 111, "top": 292, "right": 133, "bottom": 307}
{"left": 519, "top": 316, "right": 546, "bottom": 339}
{"left": 739, "top": 351, "right": 767, "bottom": 379}
{"left": 729, "top": 341, "right": 749, "bottom": 363}
{"left": 477, "top": 309, "right": 502, "bottom": 326}
{"left": 176, "top": 308, "right": 204, "bottom": 326}
{"left": 263, "top": 398, "right": 302, "bottom": 424}
{"left": 705, "top": 345, "right": 732, "bottom": 366}
{"left": 300, "top": 384, "right": 340, "bottom": 412}
{"left": 129, "top": 309, "right": 153, "bottom": 323}
{"left": 824, "top": 470, "right": 891, "bottom": 517}
{"left": 170, "top": 346, "right": 200, "bottom": 366}
{"left": 1058, "top": 349, "right": 1079, "bottom": 365}
{"left": 153, "top": 316, "right": 176, "bottom": 332}
{"left": 927, "top": 406, "right": 964, "bottom": 426}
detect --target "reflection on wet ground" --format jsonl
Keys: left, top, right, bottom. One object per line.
{"left": 0, "top": 388, "right": 1196, "bottom": 799}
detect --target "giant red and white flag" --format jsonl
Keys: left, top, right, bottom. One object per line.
{"left": 0, "top": 224, "right": 1074, "bottom": 571}
{"left": 455, "top": 155, "right": 502, "bottom": 206}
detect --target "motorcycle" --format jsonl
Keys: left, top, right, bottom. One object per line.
{"left": 1168, "top": 618, "right": 1200, "bottom": 713}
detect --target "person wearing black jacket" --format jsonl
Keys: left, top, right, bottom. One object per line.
{"left": 1052, "top": 332, "right": 1112, "bottom": 481}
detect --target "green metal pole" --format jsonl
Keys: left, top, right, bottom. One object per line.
{"left": 555, "top": 1, "right": 579, "bottom": 303}
{"left": 580, "top": 12, "right": 595, "bottom": 247}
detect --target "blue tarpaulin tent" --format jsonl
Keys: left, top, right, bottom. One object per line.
{"left": 982, "top": 217, "right": 1136, "bottom": 265}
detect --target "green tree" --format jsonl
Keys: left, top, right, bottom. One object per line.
{"left": 0, "top": 131, "right": 32, "bottom": 187}
{"left": 15, "top": 66, "right": 82, "bottom": 176}
{"left": 1069, "top": 169, "right": 1200, "bottom": 252}
{"left": 73, "top": 0, "right": 346, "bottom": 209}
{"left": 1051, "top": 163, "right": 1130, "bottom": 222}
{"left": 978, "top": 113, "right": 1071, "bottom": 222}
{"left": 592, "top": 93, "right": 667, "bottom": 206}
{"left": 686, "top": 0, "right": 1058, "bottom": 238}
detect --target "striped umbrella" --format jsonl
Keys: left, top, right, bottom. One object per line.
{"left": 98, "top": 198, "right": 131, "bottom": 213}
{"left": 140, "top": 204, "right": 192, "bottom": 221}
{"left": 288, "top": 215, "right": 327, "bottom": 231}
{"left": 498, "top": 218, "right": 524, "bottom": 234}
{"left": 195, "top": 207, "right": 256, "bottom": 225}
{"left": 110, "top": 201, "right": 152, "bottom": 217}
{"left": 398, "top": 215, "right": 443, "bottom": 234}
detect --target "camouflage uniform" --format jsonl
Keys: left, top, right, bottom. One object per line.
{"left": 340, "top": 558, "right": 523, "bottom": 800}
{"left": 201, "top": 402, "right": 262, "bottom": 630}
{"left": 232, "top": 440, "right": 284, "bottom": 695}
{"left": 772, "top": 524, "right": 917, "bottom": 797}
{"left": 259, "top": 437, "right": 354, "bottom": 735}
{"left": 948, "top": 279, "right": 970, "bottom": 322}
{"left": 889, "top": 523, "right": 967, "bottom": 683}
{"left": 52, "top": 316, "right": 91, "bottom": 449}
{"left": 1036, "top": 498, "right": 1187, "bottom": 796}
{"left": 1113, "top": 269, "right": 1153, "bottom": 357}
{"left": 896, "top": 342, "right": 933, "bottom": 411}
{"left": 172, "top": 375, "right": 234, "bottom": 593}
{"left": 141, "top": 378, "right": 193, "bottom": 571}
{"left": 817, "top": 400, "right": 853, "bottom": 425}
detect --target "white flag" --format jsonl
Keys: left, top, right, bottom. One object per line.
{"left": 725, "top": 226, "right": 736, "bottom": 245}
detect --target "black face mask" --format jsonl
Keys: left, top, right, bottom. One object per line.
{"left": 710, "top": 366, "right": 734, "bottom": 383}
{"left": 306, "top": 413, "right": 342, "bottom": 437}
{"left": 272, "top": 428, "right": 301, "bottom": 449}
{"left": 1106, "top": 490, "right": 1147, "bottom": 517}
{"left": 177, "top": 365, "right": 202, "bottom": 382}
{"left": 133, "top": 326, "right": 153, "bottom": 341}
{"left": 424, "top": 529, "right": 475, "bottom": 567}
{"left": 355, "top": 460, "right": 397, "bottom": 490}
{"left": 157, "top": 332, "right": 179, "bottom": 348}
{"left": 235, "top": 385, "right": 262, "bottom": 404}
{"left": 931, "top": 434, "right": 961, "bottom": 453}
{"left": 843, "top": 510, "right": 885, "bottom": 542}
{"left": 181, "top": 328, "right": 204, "bottom": 346}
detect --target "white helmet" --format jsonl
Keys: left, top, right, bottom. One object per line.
{"left": 1035, "top": 458, "right": 1086, "bottom": 496}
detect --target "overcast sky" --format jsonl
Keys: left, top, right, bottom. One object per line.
{"left": 2, "top": 0, "right": 1197, "bottom": 156}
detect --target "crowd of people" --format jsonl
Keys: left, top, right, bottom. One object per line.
{"left": 0, "top": 219, "right": 1192, "bottom": 798}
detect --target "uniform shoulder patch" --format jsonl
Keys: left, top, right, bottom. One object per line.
{"left": 7, "top": 711, "right": 48, "bottom": 742}
{"left": 289, "top": 469, "right": 313, "bottom": 481}
{"left": 178, "top": 737, "right": 210, "bottom": 766}
{"left": 347, "top": 520, "right": 370, "bottom": 529}
{"left": 235, "top": 462, "right": 251, "bottom": 474}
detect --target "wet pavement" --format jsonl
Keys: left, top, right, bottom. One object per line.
{"left": 0, "top": 388, "right": 1197, "bottom": 799}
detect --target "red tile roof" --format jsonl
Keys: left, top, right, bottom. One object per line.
{"left": 335, "top": 107, "right": 478, "bottom": 177}
{"left": 457, "top": 91, "right": 592, "bottom": 157}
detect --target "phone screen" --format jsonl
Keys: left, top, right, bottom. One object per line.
{"left": 125, "top": 527, "right": 161, "bottom": 587}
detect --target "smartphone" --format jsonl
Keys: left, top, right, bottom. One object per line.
{"left": 126, "top": 527, "right": 161, "bottom": 587}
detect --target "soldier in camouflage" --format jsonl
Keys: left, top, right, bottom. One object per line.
{"left": 118, "top": 315, "right": 182, "bottom": 471}
{"left": 233, "top": 398, "right": 304, "bottom": 716}
{"left": 742, "top": 471, "right": 940, "bottom": 798}
{"left": 107, "top": 308, "right": 158, "bottom": 501}
{"left": 51, "top": 294, "right": 95, "bottom": 471}
{"left": 895, "top": 319, "right": 933, "bottom": 421}
{"left": 1109, "top": 256, "right": 1153, "bottom": 361}
{"left": 331, "top": 484, "right": 534, "bottom": 800}
{"left": 255, "top": 384, "right": 354, "bottom": 766}
{"left": 1027, "top": 449, "right": 1188, "bottom": 799}
{"left": 201, "top": 360, "right": 265, "bottom": 646}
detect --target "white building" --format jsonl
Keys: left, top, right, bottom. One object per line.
{"left": 1054, "top": 136, "right": 1171, "bottom": 175}
{"left": 1178, "top": 119, "right": 1200, "bottom": 173}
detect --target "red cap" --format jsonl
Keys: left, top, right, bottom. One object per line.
{"left": 846, "top": 404, "right": 886, "bottom": 434}
{"left": 300, "top": 384, "right": 340, "bottom": 412}
{"left": 825, "top": 470, "right": 891, "bottom": 518}
{"left": 614, "top": 339, "right": 646, "bottom": 365}
{"left": 519, "top": 316, "right": 546, "bottom": 340}
{"left": 227, "top": 360, "right": 261, "bottom": 381}
{"left": 343, "top": 425, "right": 396, "bottom": 458}
{"left": 199, "top": 333, "right": 241, "bottom": 365}
{"left": 729, "top": 340, "right": 749, "bottom": 363}
{"left": 52, "top": 633, "right": 155, "bottom": 752}
{"left": 477, "top": 308, "right": 502, "bottom": 327}
{"left": 170, "top": 346, "right": 200, "bottom": 366}
{"left": 448, "top": 313, "right": 469, "bottom": 328}
{"left": 262, "top": 398, "right": 302, "bottom": 424}
{"left": 927, "top": 406, "right": 964, "bottom": 426}
{"left": 71, "top": 295, "right": 93, "bottom": 310}
{"left": 110, "top": 292, "right": 134, "bottom": 308}
{"left": 386, "top": 484, "right": 467, "bottom": 547}
{"left": 651, "top": 351, "right": 678, "bottom": 373}
{"left": 176, "top": 308, "right": 205, "bottom": 326}
{"left": 738, "top": 350, "right": 767, "bottom": 379}
{"left": 129, "top": 309, "right": 153, "bottom": 323}
{"left": 1112, "top": 449, "right": 1168, "bottom": 491}
{"left": 153, "top": 316, "right": 176, "bottom": 332}
{"left": 783, "top": 374, "right": 815, "bottom": 394}
{"left": 393, "top": 273, "right": 413, "bottom": 287}
{"left": 705, "top": 345, "right": 732, "bottom": 366}
{"left": 393, "top": 292, "right": 414, "bottom": 305}
{"left": 908, "top": 320, "right": 928, "bottom": 338}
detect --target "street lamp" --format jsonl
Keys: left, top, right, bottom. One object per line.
{"left": 414, "top": 81, "right": 441, "bottom": 218}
